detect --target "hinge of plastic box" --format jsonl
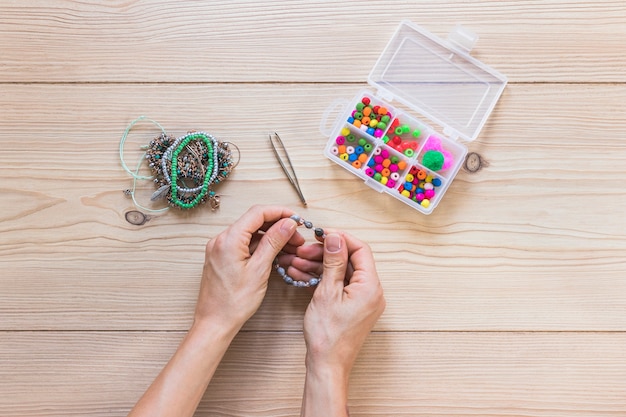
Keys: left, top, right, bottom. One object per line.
{"left": 443, "top": 126, "right": 460, "bottom": 141}
{"left": 448, "top": 25, "right": 478, "bottom": 53}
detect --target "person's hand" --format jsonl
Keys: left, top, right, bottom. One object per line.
{"left": 193, "top": 205, "right": 304, "bottom": 333}
{"left": 300, "top": 231, "right": 385, "bottom": 417}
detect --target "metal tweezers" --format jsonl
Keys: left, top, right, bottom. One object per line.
{"left": 269, "top": 132, "right": 307, "bottom": 206}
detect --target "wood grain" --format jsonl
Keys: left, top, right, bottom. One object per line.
{"left": 0, "top": 331, "right": 624, "bottom": 417}
{"left": 1, "top": 83, "right": 625, "bottom": 332}
{"left": 1, "top": 1, "right": 626, "bottom": 416}
{"left": 0, "top": 1, "right": 625, "bottom": 83}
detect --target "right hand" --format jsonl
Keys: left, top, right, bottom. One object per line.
{"left": 302, "top": 232, "right": 386, "bottom": 376}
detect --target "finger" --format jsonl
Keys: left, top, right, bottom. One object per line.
{"left": 319, "top": 232, "right": 349, "bottom": 296}
{"left": 294, "top": 243, "right": 324, "bottom": 261}
{"left": 250, "top": 217, "right": 299, "bottom": 270}
{"left": 250, "top": 231, "right": 304, "bottom": 255}
{"left": 286, "top": 265, "right": 320, "bottom": 283}
{"left": 342, "top": 232, "right": 379, "bottom": 286}
{"left": 227, "top": 205, "right": 295, "bottom": 243}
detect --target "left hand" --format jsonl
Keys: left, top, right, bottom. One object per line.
{"left": 193, "top": 205, "right": 304, "bottom": 331}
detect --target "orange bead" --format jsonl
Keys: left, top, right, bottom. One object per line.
{"left": 378, "top": 107, "right": 388, "bottom": 115}
{"left": 381, "top": 168, "right": 391, "bottom": 177}
{"left": 358, "top": 153, "right": 368, "bottom": 163}
{"left": 397, "top": 160, "right": 407, "bottom": 170}
{"left": 361, "top": 116, "right": 371, "bottom": 126}
{"left": 362, "top": 107, "right": 372, "bottom": 117}
{"left": 351, "top": 160, "right": 362, "bottom": 169}
{"left": 338, "top": 145, "right": 346, "bottom": 154}
{"left": 353, "top": 120, "right": 361, "bottom": 128}
{"left": 382, "top": 159, "right": 391, "bottom": 168}
{"left": 417, "top": 170, "right": 427, "bottom": 180}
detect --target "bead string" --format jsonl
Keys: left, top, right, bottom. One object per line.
{"left": 119, "top": 116, "right": 170, "bottom": 214}
{"left": 274, "top": 214, "right": 326, "bottom": 287}
{"left": 167, "top": 132, "right": 218, "bottom": 209}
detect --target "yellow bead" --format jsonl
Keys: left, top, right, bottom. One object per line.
{"left": 425, "top": 175, "right": 433, "bottom": 183}
{"left": 340, "top": 153, "right": 349, "bottom": 161}
{"left": 380, "top": 176, "right": 388, "bottom": 185}
{"left": 369, "top": 119, "right": 378, "bottom": 128}
{"left": 420, "top": 199, "right": 430, "bottom": 208}
{"left": 341, "top": 127, "right": 350, "bottom": 136}
{"left": 405, "top": 174, "right": 414, "bottom": 182}
{"left": 401, "top": 190, "right": 410, "bottom": 198}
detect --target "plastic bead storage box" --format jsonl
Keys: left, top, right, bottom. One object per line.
{"left": 322, "top": 21, "right": 507, "bottom": 214}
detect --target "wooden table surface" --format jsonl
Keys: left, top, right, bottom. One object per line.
{"left": 1, "top": 1, "right": 625, "bottom": 416}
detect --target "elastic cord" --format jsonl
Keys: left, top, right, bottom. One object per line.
{"left": 120, "top": 116, "right": 169, "bottom": 214}
{"left": 119, "top": 116, "right": 166, "bottom": 180}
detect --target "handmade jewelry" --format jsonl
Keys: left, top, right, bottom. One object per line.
{"left": 274, "top": 214, "right": 326, "bottom": 287}
{"left": 145, "top": 131, "right": 236, "bottom": 210}
{"left": 119, "top": 116, "right": 237, "bottom": 213}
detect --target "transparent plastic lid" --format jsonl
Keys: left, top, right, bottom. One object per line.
{"left": 368, "top": 20, "right": 507, "bottom": 142}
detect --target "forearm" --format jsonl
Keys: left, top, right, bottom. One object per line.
{"left": 127, "top": 320, "right": 239, "bottom": 417}
{"left": 301, "top": 362, "right": 350, "bottom": 417}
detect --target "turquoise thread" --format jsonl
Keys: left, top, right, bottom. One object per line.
{"left": 120, "top": 116, "right": 169, "bottom": 214}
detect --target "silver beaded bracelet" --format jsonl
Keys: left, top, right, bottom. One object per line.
{"left": 274, "top": 214, "right": 325, "bottom": 287}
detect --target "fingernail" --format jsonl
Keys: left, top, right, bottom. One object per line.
{"left": 325, "top": 233, "right": 341, "bottom": 253}
{"left": 280, "top": 218, "right": 297, "bottom": 235}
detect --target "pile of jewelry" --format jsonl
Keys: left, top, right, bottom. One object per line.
{"left": 274, "top": 214, "right": 326, "bottom": 287}
{"left": 145, "top": 131, "right": 235, "bottom": 210}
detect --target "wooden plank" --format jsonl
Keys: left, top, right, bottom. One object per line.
{"left": 0, "top": 1, "right": 625, "bottom": 82}
{"left": 1, "top": 83, "right": 626, "bottom": 331}
{"left": 0, "top": 331, "right": 624, "bottom": 416}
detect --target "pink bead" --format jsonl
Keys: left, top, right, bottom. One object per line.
{"left": 425, "top": 189, "right": 435, "bottom": 199}
{"left": 365, "top": 168, "right": 375, "bottom": 177}
{"left": 381, "top": 149, "right": 389, "bottom": 158}
{"left": 330, "top": 146, "right": 339, "bottom": 155}
{"left": 374, "top": 155, "right": 384, "bottom": 164}
{"left": 389, "top": 164, "right": 398, "bottom": 172}
{"left": 352, "top": 110, "right": 357, "bottom": 117}
{"left": 336, "top": 136, "right": 345, "bottom": 145}
{"left": 374, "top": 128, "right": 384, "bottom": 138}
{"left": 416, "top": 193, "right": 425, "bottom": 201}
{"left": 375, "top": 164, "right": 383, "bottom": 172}
{"left": 386, "top": 179, "right": 396, "bottom": 188}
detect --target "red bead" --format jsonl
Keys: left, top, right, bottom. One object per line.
{"left": 362, "top": 97, "right": 371, "bottom": 106}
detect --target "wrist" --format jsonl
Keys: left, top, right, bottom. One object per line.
{"left": 302, "top": 361, "right": 350, "bottom": 417}
{"left": 189, "top": 316, "right": 241, "bottom": 347}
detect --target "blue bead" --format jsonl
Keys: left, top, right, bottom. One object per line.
{"left": 309, "top": 278, "right": 319, "bottom": 286}
{"left": 367, "top": 127, "right": 375, "bottom": 135}
{"left": 367, "top": 158, "right": 376, "bottom": 167}
{"left": 347, "top": 117, "right": 355, "bottom": 123}
{"left": 432, "top": 178, "right": 442, "bottom": 187}
{"left": 355, "top": 146, "right": 364, "bottom": 155}
{"left": 276, "top": 266, "right": 285, "bottom": 276}
{"left": 284, "top": 276, "right": 293, "bottom": 284}
{"left": 404, "top": 182, "right": 414, "bottom": 191}
{"left": 348, "top": 153, "right": 358, "bottom": 162}
{"left": 416, "top": 188, "right": 424, "bottom": 194}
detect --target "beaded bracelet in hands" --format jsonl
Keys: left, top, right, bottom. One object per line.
{"left": 274, "top": 215, "right": 326, "bottom": 287}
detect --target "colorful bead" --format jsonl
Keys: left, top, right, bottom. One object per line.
{"left": 340, "top": 153, "right": 349, "bottom": 161}
{"left": 420, "top": 199, "right": 430, "bottom": 208}
{"left": 365, "top": 167, "right": 375, "bottom": 177}
{"left": 274, "top": 216, "right": 324, "bottom": 288}
{"left": 432, "top": 178, "right": 442, "bottom": 187}
{"left": 336, "top": 136, "right": 345, "bottom": 145}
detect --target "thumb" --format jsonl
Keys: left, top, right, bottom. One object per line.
{"left": 320, "top": 233, "right": 348, "bottom": 294}
{"left": 251, "top": 217, "right": 298, "bottom": 269}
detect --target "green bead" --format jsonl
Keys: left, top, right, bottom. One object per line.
{"left": 412, "top": 129, "right": 421, "bottom": 138}
{"left": 356, "top": 102, "right": 364, "bottom": 111}
{"left": 422, "top": 150, "right": 444, "bottom": 171}
{"left": 358, "top": 138, "right": 367, "bottom": 147}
